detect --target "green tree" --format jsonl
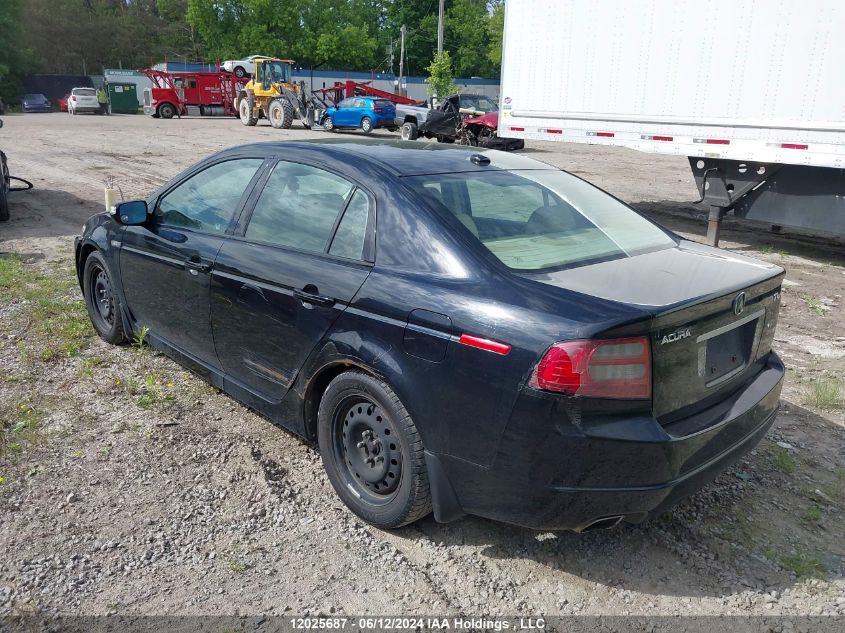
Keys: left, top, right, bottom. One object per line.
{"left": 486, "top": 1, "right": 504, "bottom": 71}
{"left": 426, "top": 50, "right": 458, "bottom": 101}
{"left": 0, "top": 0, "right": 31, "bottom": 102}
{"left": 445, "top": 0, "right": 495, "bottom": 78}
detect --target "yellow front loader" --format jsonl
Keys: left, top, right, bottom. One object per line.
{"left": 235, "top": 57, "right": 310, "bottom": 129}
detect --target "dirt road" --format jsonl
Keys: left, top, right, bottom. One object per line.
{"left": 0, "top": 113, "right": 842, "bottom": 619}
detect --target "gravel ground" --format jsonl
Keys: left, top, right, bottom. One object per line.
{"left": 0, "top": 113, "right": 842, "bottom": 619}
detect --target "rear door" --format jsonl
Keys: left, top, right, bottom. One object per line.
{"left": 210, "top": 159, "right": 375, "bottom": 400}
{"left": 119, "top": 157, "right": 266, "bottom": 368}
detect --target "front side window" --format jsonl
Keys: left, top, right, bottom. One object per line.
{"left": 155, "top": 159, "right": 263, "bottom": 233}
{"left": 406, "top": 170, "right": 676, "bottom": 272}
{"left": 245, "top": 161, "right": 355, "bottom": 253}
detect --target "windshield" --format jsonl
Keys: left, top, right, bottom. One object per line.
{"left": 459, "top": 95, "right": 497, "bottom": 113}
{"left": 406, "top": 170, "right": 676, "bottom": 272}
{"left": 266, "top": 61, "right": 291, "bottom": 83}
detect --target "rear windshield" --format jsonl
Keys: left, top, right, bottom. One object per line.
{"left": 24, "top": 94, "right": 44, "bottom": 100}
{"left": 73, "top": 88, "right": 96, "bottom": 96}
{"left": 374, "top": 99, "right": 395, "bottom": 109}
{"left": 406, "top": 170, "right": 676, "bottom": 272}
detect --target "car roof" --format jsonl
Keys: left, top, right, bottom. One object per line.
{"left": 219, "top": 139, "right": 553, "bottom": 177}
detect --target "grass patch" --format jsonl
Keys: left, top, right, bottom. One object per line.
{"left": 0, "top": 255, "right": 94, "bottom": 362}
{"left": 800, "top": 294, "right": 827, "bottom": 317}
{"left": 780, "top": 548, "right": 827, "bottom": 579}
{"left": 223, "top": 543, "right": 250, "bottom": 574}
{"left": 134, "top": 373, "right": 175, "bottom": 410}
{"left": 802, "top": 376, "right": 843, "bottom": 409}
{"left": 802, "top": 505, "right": 823, "bottom": 524}
{"left": 1, "top": 400, "right": 45, "bottom": 459}
{"left": 769, "top": 446, "right": 798, "bottom": 474}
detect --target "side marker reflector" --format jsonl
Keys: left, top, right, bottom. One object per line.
{"left": 458, "top": 334, "right": 512, "bottom": 355}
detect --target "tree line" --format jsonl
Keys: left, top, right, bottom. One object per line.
{"left": 0, "top": 0, "right": 504, "bottom": 102}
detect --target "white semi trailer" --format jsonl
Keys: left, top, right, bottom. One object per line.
{"left": 498, "top": 0, "right": 845, "bottom": 245}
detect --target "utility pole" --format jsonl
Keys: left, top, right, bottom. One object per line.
{"left": 399, "top": 24, "right": 406, "bottom": 94}
{"left": 437, "top": 0, "right": 445, "bottom": 53}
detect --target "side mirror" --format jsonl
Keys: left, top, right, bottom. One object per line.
{"left": 113, "top": 200, "right": 148, "bottom": 225}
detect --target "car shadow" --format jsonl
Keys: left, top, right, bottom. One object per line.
{"left": 0, "top": 188, "right": 101, "bottom": 244}
{"left": 400, "top": 400, "right": 843, "bottom": 600}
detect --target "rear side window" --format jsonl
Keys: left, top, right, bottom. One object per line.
{"left": 406, "top": 170, "right": 676, "bottom": 272}
{"left": 155, "top": 159, "right": 263, "bottom": 234}
{"left": 329, "top": 190, "right": 371, "bottom": 260}
{"left": 245, "top": 161, "right": 354, "bottom": 253}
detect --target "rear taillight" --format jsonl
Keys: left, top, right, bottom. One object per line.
{"left": 373, "top": 107, "right": 382, "bottom": 112}
{"left": 71, "top": 96, "right": 77, "bottom": 101}
{"left": 529, "top": 336, "right": 651, "bottom": 399}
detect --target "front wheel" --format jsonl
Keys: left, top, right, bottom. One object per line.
{"left": 318, "top": 371, "right": 432, "bottom": 528}
{"left": 268, "top": 99, "right": 294, "bottom": 129}
{"left": 239, "top": 97, "right": 258, "bottom": 126}
{"left": 323, "top": 115, "right": 335, "bottom": 132}
{"left": 360, "top": 116, "right": 373, "bottom": 134}
{"left": 82, "top": 251, "right": 127, "bottom": 345}
{"left": 158, "top": 103, "right": 176, "bottom": 119}
{"left": 234, "top": 66, "right": 246, "bottom": 79}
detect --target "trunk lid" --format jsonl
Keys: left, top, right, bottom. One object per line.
{"left": 526, "top": 240, "right": 784, "bottom": 419}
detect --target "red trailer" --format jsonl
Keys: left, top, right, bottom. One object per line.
{"left": 140, "top": 69, "right": 244, "bottom": 119}
{"left": 311, "top": 80, "right": 424, "bottom": 108}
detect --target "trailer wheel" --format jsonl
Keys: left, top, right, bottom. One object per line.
{"left": 158, "top": 103, "right": 176, "bottom": 119}
{"left": 400, "top": 122, "right": 418, "bottom": 141}
{"left": 268, "top": 99, "right": 293, "bottom": 129}
{"left": 239, "top": 97, "right": 258, "bottom": 126}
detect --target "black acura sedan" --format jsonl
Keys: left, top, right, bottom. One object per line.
{"left": 76, "top": 140, "right": 784, "bottom": 531}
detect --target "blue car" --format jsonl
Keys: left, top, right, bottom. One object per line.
{"left": 22, "top": 93, "right": 52, "bottom": 113}
{"left": 75, "top": 140, "right": 784, "bottom": 531}
{"left": 322, "top": 97, "right": 397, "bottom": 134}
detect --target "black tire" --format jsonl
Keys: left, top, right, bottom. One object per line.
{"left": 0, "top": 153, "right": 9, "bottom": 222}
{"left": 318, "top": 371, "right": 432, "bottom": 528}
{"left": 234, "top": 66, "right": 246, "bottom": 79}
{"left": 239, "top": 97, "right": 258, "bottom": 126}
{"left": 400, "top": 122, "right": 418, "bottom": 141}
{"left": 82, "top": 251, "right": 127, "bottom": 345}
{"left": 360, "top": 116, "right": 373, "bottom": 134}
{"left": 158, "top": 103, "right": 176, "bottom": 119}
{"left": 268, "top": 99, "right": 294, "bottom": 129}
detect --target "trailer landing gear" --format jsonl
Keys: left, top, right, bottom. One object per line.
{"left": 689, "top": 157, "right": 779, "bottom": 247}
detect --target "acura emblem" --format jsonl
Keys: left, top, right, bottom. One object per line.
{"left": 732, "top": 292, "right": 746, "bottom": 316}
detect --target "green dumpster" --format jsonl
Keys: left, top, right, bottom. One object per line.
{"left": 107, "top": 83, "right": 139, "bottom": 114}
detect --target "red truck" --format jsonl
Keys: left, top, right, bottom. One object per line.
{"left": 140, "top": 69, "right": 243, "bottom": 119}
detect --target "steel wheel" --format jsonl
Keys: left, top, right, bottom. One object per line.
{"left": 318, "top": 371, "right": 432, "bottom": 528}
{"left": 82, "top": 251, "right": 127, "bottom": 345}
{"left": 333, "top": 397, "right": 403, "bottom": 505}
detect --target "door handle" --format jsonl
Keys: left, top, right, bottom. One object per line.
{"left": 185, "top": 259, "right": 212, "bottom": 275}
{"left": 293, "top": 285, "right": 335, "bottom": 307}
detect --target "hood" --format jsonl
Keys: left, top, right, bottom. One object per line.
{"left": 523, "top": 240, "right": 783, "bottom": 310}
{"left": 464, "top": 111, "right": 498, "bottom": 128}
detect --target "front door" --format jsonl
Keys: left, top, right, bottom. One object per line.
{"left": 211, "top": 159, "right": 374, "bottom": 400}
{"left": 119, "top": 157, "right": 265, "bottom": 368}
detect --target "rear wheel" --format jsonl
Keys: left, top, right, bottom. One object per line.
{"left": 239, "top": 97, "right": 258, "bottom": 126}
{"left": 318, "top": 371, "right": 432, "bottom": 528}
{"left": 157, "top": 103, "right": 176, "bottom": 119}
{"left": 360, "top": 116, "right": 373, "bottom": 134}
{"left": 400, "top": 122, "right": 418, "bottom": 141}
{"left": 82, "top": 251, "right": 127, "bottom": 345}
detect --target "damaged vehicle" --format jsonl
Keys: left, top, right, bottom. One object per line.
{"left": 396, "top": 93, "right": 524, "bottom": 150}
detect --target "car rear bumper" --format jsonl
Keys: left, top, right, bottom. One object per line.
{"left": 429, "top": 352, "right": 783, "bottom": 531}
